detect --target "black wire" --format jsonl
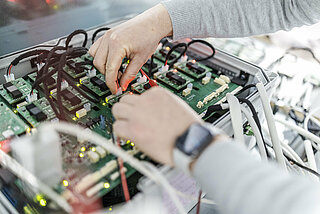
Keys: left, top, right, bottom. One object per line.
{"left": 287, "top": 47, "right": 320, "bottom": 65}
{"left": 165, "top": 43, "right": 188, "bottom": 68}
{"left": 148, "top": 55, "right": 155, "bottom": 76}
{"left": 92, "top": 27, "right": 110, "bottom": 44}
{"left": 284, "top": 153, "right": 320, "bottom": 177}
{"left": 187, "top": 39, "right": 216, "bottom": 61}
{"left": 234, "top": 84, "right": 256, "bottom": 96}
{"left": 65, "top": 29, "right": 88, "bottom": 48}
{"left": 238, "top": 98, "right": 270, "bottom": 158}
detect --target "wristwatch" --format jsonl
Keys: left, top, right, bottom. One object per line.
{"left": 173, "top": 123, "right": 222, "bottom": 174}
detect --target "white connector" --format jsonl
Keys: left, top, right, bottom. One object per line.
{"left": 61, "top": 80, "right": 69, "bottom": 90}
{"left": 87, "top": 69, "right": 96, "bottom": 78}
{"left": 159, "top": 65, "right": 169, "bottom": 73}
{"left": 137, "top": 76, "right": 147, "bottom": 84}
{"left": 26, "top": 93, "right": 38, "bottom": 103}
{"left": 156, "top": 43, "right": 163, "bottom": 51}
{"left": 4, "top": 74, "right": 15, "bottom": 82}
{"left": 179, "top": 55, "right": 188, "bottom": 63}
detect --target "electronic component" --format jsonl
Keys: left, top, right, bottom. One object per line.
{"left": 87, "top": 151, "right": 100, "bottom": 163}
{"left": 25, "top": 103, "right": 47, "bottom": 122}
{"left": 214, "top": 77, "right": 226, "bottom": 85}
{"left": 0, "top": 102, "right": 29, "bottom": 141}
{"left": 90, "top": 76, "right": 108, "bottom": 91}
{"left": 182, "top": 83, "right": 193, "bottom": 97}
{"left": 0, "top": 78, "right": 33, "bottom": 104}
{"left": 3, "top": 82, "right": 22, "bottom": 99}
{"left": 76, "top": 108, "right": 87, "bottom": 119}
{"left": 17, "top": 98, "right": 55, "bottom": 127}
{"left": 174, "top": 61, "right": 211, "bottom": 79}
{"left": 81, "top": 73, "right": 110, "bottom": 98}
{"left": 156, "top": 71, "right": 193, "bottom": 91}
{"left": 202, "top": 73, "right": 212, "bottom": 85}
{"left": 61, "top": 89, "right": 81, "bottom": 106}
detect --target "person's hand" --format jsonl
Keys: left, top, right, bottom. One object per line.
{"left": 89, "top": 4, "right": 173, "bottom": 94}
{"left": 112, "top": 87, "right": 202, "bottom": 166}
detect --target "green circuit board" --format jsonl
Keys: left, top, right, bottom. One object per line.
{"left": 0, "top": 78, "right": 34, "bottom": 105}
{"left": 0, "top": 42, "right": 246, "bottom": 212}
{"left": 0, "top": 102, "right": 29, "bottom": 141}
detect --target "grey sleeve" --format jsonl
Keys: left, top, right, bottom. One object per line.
{"left": 161, "top": 0, "right": 320, "bottom": 40}
{"left": 192, "top": 141, "right": 320, "bottom": 214}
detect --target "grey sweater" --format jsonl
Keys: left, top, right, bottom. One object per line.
{"left": 162, "top": 0, "right": 320, "bottom": 40}
{"left": 161, "top": 1, "right": 320, "bottom": 214}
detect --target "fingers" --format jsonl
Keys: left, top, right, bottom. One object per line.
{"left": 93, "top": 39, "right": 109, "bottom": 75}
{"left": 88, "top": 36, "right": 102, "bottom": 57}
{"left": 119, "top": 94, "right": 140, "bottom": 105}
{"left": 112, "top": 103, "right": 133, "bottom": 120}
{"left": 105, "top": 47, "right": 125, "bottom": 94}
{"left": 113, "top": 120, "right": 131, "bottom": 140}
{"left": 120, "top": 56, "right": 146, "bottom": 90}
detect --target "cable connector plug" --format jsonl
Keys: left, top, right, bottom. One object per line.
{"left": 26, "top": 93, "right": 38, "bottom": 103}
{"left": 4, "top": 74, "right": 15, "bottom": 83}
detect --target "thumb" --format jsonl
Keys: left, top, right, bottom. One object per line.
{"left": 120, "top": 56, "right": 147, "bottom": 91}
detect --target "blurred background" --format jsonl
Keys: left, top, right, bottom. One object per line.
{"left": 0, "top": 0, "right": 161, "bottom": 56}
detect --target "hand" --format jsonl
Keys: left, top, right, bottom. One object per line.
{"left": 112, "top": 87, "right": 202, "bottom": 166}
{"left": 89, "top": 4, "right": 173, "bottom": 94}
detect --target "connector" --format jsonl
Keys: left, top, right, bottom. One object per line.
{"left": 26, "top": 93, "right": 38, "bottom": 103}
{"left": 4, "top": 74, "right": 15, "bottom": 83}
{"left": 87, "top": 69, "right": 96, "bottom": 78}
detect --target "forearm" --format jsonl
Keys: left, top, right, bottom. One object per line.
{"left": 192, "top": 141, "right": 320, "bottom": 214}
{"left": 161, "top": 0, "right": 320, "bottom": 40}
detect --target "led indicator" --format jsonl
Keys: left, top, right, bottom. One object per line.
{"left": 80, "top": 147, "right": 86, "bottom": 152}
{"left": 39, "top": 199, "right": 47, "bottom": 207}
{"left": 131, "top": 142, "right": 135, "bottom": 147}
{"left": 63, "top": 180, "right": 69, "bottom": 187}
{"left": 104, "top": 182, "right": 110, "bottom": 189}
{"left": 79, "top": 153, "right": 84, "bottom": 158}
{"left": 91, "top": 147, "right": 96, "bottom": 152}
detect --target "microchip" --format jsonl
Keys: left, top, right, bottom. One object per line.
{"left": 143, "top": 83, "right": 152, "bottom": 90}
{"left": 61, "top": 89, "right": 81, "bottom": 106}
{"left": 86, "top": 121, "right": 94, "bottom": 127}
{"left": 187, "top": 62, "right": 206, "bottom": 74}
{"left": 92, "top": 117, "right": 100, "bottom": 124}
{"left": 3, "top": 82, "right": 22, "bottom": 99}
{"left": 90, "top": 77, "right": 108, "bottom": 91}
{"left": 159, "top": 49, "right": 176, "bottom": 60}
{"left": 166, "top": 72, "right": 186, "bottom": 85}
{"left": 144, "top": 59, "right": 157, "bottom": 69}
{"left": 26, "top": 103, "right": 47, "bottom": 122}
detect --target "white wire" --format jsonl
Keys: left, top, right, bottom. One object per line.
{"left": 41, "top": 122, "right": 187, "bottom": 214}
{"left": 0, "top": 202, "right": 9, "bottom": 214}
{"left": 275, "top": 117, "right": 320, "bottom": 150}
{"left": 0, "top": 150, "right": 72, "bottom": 213}
{"left": 227, "top": 94, "right": 245, "bottom": 145}
{"left": 304, "top": 140, "right": 319, "bottom": 181}
{"left": 239, "top": 105, "right": 268, "bottom": 161}
{"left": 142, "top": 162, "right": 216, "bottom": 205}
{"left": 256, "top": 83, "right": 286, "bottom": 169}
{"left": 304, "top": 106, "right": 320, "bottom": 131}
{"left": 0, "top": 191, "right": 18, "bottom": 214}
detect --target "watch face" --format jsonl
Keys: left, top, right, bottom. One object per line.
{"left": 176, "top": 124, "right": 213, "bottom": 157}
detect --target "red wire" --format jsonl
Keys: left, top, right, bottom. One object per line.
{"left": 8, "top": 65, "right": 13, "bottom": 75}
{"left": 139, "top": 69, "right": 158, "bottom": 87}
{"left": 196, "top": 190, "right": 202, "bottom": 214}
{"left": 117, "top": 138, "right": 130, "bottom": 202}
{"left": 139, "top": 69, "right": 151, "bottom": 81}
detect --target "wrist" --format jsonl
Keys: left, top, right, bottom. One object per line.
{"left": 189, "top": 135, "right": 229, "bottom": 172}
{"left": 140, "top": 4, "right": 173, "bottom": 40}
